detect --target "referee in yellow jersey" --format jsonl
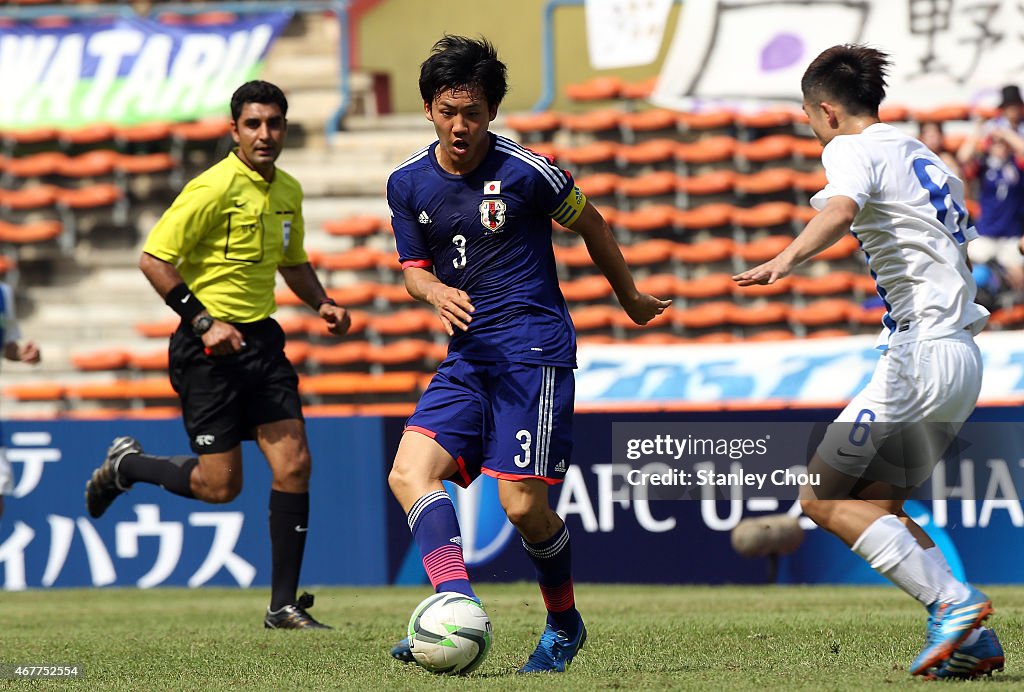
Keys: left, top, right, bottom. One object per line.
{"left": 85, "top": 81, "right": 349, "bottom": 629}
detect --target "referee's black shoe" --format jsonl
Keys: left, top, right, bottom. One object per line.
{"left": 264, "top": 592, "right": 333, "bottom": 630}
{"left": 85, "top": 436, "right": 140, "bottom": 518}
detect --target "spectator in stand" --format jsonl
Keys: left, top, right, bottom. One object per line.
{"left": 957, "top": 98, "right": 1024, "bottom": 293}
{"left": 918, "top": 121, "right": 962, "bottom": 179}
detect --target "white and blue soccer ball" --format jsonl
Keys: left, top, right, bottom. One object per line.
{"left": 407, "top": 592, "right": 492, "bottom": 675}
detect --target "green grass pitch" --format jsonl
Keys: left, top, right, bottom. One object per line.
{"left": 2, "top": 584, "right": 1020, "bottom": 690}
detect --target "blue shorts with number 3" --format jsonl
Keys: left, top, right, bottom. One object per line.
{"left": 404, "top": 357, "right": 575, "bottom": 487}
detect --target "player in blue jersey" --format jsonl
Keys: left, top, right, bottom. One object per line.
{"left": 386, "top": 36, "right": 670, "bottom": 674}
{"left": 0, "top": 282, "right": 41, "bottom": 521}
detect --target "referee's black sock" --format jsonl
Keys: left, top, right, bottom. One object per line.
{"left": 269, "top": 489, "right": 309, "bottom": 611}
{"left": 119, "top": 453, "right": 197, "bottom": 498}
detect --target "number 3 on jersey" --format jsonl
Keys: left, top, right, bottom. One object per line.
{"left": 452, "top": 234, "right": 467, "bottom": 269}
{"left": 911, "top": 158, "right": 967, "bottom": 244}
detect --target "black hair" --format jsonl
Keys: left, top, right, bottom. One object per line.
{"left": 418, "top": 35, "right": 508, "bottom": 108}
{"left": 800, "top": 44, "right": 890, "bottom": 115}
{"left": 230, "top": 80, "right": 288, "bottom": 121}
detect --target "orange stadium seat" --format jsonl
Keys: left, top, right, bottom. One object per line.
{"left": 570, "top": 304, "right": 619, "bottom": 333}
{"left": 618, "top": 169, "right": 675, "bottom": 199}
{"left": 560, "top": 109, "right": 623, "bottom": 137}
{"left": 115, "top": 122, "right": 172, "bottom": 152}
{"left": 735, "top": 109, "right": 794, "bottom": 133}
{"left": 791, "top": 273, "right": 855, "bottom": 298}
{"left": 505, "top": 112, "right": 561, "bottom": 141}
{"left": 559, "top": 141, "right": 620, "bottom": 169}
{"left": 735, "top": 135, "right": 795, "bottom": 167}
{"left": 5, "top": 382, "right": 65, "bottom": 402}
{"left": 565, "top": 76, "right": 624, "bottom": 102}
{"left": 328, "top": 282, "right": 379, "bottom": 309}
{"left": 307, "top": 340, "right": 370, "bottom": 367}
{"left": 676, "top": 110, "right": 735, "bottom": 133}
{"left": 674, "top": 203, "right": 735, "bottom": 235}
{"left": 734, "top": 168, "right": 796, "bottom": 198}
{"left": 4, "top": 152, "right": 65, "bottom": 179}
{"left": 172, "top": 118, "right": 232, "bottom": 144}
{"left": 618, "top": 139, "right": 677, "bottom": 168}
{"left": 71, "top": 350, "right": 131, "bottom": 372}
{"left": 300, "top": 371, "right": 421, "bottom": 397}
{"left": 849, "top": 303, "right": 887, "bottom": 327}
{"left": 68, "top": 377, "right": 176, "bottom": 401}
{"left": 673, "top": 301, "right": 734, "bottom": 330}
{"left": 319, "top": 246, "right": 387, "bottom": 272}
{"left": 676, "top": 170, "right": 736, "bottom": 203}
{"left": 0, "top": 185, "right": 61, "bottom": 211}
{"left": 560, "top": 275, "right": 614, "bottom": 304}
{"left": 619, "top": 239, "right": 676, "bottom": 270}
{"left": 323, "top": 215, "right": 383, "bottom": 240}
{"left": 673, "top": 238, "right": 736, "bottom": 268}
{"left": 128, "top": 349, "right": 169, "bottom": 371}
{"left": 913, "top": 104, "right": 970, "bottom": 123}
{"left": 678, "top": 273, "right": 734, "bottom": 301}
{"left": 372, "top": 281, "right": 416, "bottom": 306}
{"left": 284, "top": 341, "right": 310, "bottom": 367}
{"left": 135, "top": 317, "right": 179, "bottom": 339}
{"left": 615, "top": 205, "right": 676, "bottom": 235}
{"left": 57, "top": 183, "right": 122, "bottom": 210}
{"left": 792, "top": 205, "right": 817, "bottom": 224}
{"left": 989, "top": 304, "right": 1024, "bottom": 329}
{"left": 635, "top": 273, "right": 678, "bottom": 299}
{"left": 674, "top": 136, "right": 736, "bottom": 172}
{"left": 746, "top": 329, "right": 797, "bottom": 342}
{"left": 879, "top": 105, "right": 910, "bottom": 122}
{"left": 792, "top": 169, "right": 827, "bottom": 193}
{"left": 620, "top": 109, "right": 678, "bottom": 141}
{"left": 731, "top": 302, "right": 790, "bottom": 328}
{"left": 790, "top": 137, "right": 824, "bottom": 160}
{"left": 2, "top": 127, "right": 59, "bottom": 154}
{"left": 552, "top": 241, "right": 595, "bottom": 273}
{"left": 0, "top": 220, "right": 62, "bottom": 244}
{"left": 736, "top": 235, "right": 792, "bottom": 263}
{"left": 731, "top": 201, "right": 795, "bottom": 231}
{"left": 789, "top": 298, "right": 855, "bottom": 328}
{"left": 620, "top": 76, "right": 659, "bottom": 101}
{"left": 574, "top": 172, "right": 620, "bottom": 202}
{"left": 60, "top": 124, "right": 116, "bottom": 150}
{"left": 365, "top": 339, "right": 433, "bottom": 367}
{"left": 115, "top": 152, "right": 176, "bottom": 176}
{"left": 369, "top": 309, "right": 437, "bottom": 339}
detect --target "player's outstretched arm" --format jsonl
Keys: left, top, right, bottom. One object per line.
{"left": 733, "top": 196, "right": 858, "bottom": 286}
{"left": 567, "top": 202, "right": 671, "bottom": 325}
{"left": 279, "top": 263, "right": 350, "bottom": 335}
{"left": 403, "top": 266, "right": 475, "bottom": 336}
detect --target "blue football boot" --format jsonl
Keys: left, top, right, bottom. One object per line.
{"left": 929, "top": 628, "right": 1004, "bottom": 680}
{"left": 517, "top": 616, "right": 587, "bottom": 674}
{"left": 909, "top": 586, "right": 993, "bottom": 676}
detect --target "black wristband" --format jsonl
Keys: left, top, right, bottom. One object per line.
{"left": 165, "top": 283, "right": 206, "bottom": 323}
{"left": 317, "top": 296, "right": 337, "bottom": 309}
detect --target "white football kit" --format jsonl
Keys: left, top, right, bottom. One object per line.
{"left": 811, "top": 124, "right": 990, "bottom": 485}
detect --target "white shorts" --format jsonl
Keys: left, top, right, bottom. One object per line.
{"left": 817, "top": 332, "right": 982, "bottom": 488}
{"left": 0, "top": 448, "right": 12, "bottom": 495}
{"left": 968, "top": 236, "right": 1024, "bottom": 269}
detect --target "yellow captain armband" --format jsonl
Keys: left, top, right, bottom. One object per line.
{"left": 550, "top": 185, "right": 587, "bottom": 227}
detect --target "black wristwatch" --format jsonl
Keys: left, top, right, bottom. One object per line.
{"left": 191, "top": 314, "right": 214, "bottom": 336}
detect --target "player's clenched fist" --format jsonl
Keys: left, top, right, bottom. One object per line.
{"left": 621, "top": 293, "right": 672, "bottom": 326}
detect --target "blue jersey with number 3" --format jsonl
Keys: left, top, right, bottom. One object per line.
{"left": 387, "top": 133, "right": 585, "bottom": 366}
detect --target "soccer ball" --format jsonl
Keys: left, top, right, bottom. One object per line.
{"left": 407, "top": 592, "right": 492, "bottom": 675}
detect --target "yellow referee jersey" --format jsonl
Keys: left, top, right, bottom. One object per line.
{"left": 143, "top": 151, "right": 308, "bottom": 323}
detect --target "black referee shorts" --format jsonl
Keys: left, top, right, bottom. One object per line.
{"left": 169, "top": 317, "right": 304, "bottom": 455}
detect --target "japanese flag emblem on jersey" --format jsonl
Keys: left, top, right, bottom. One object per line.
{"left": 479, "top": 199, "right": 507, "bottom": 232}
{"left": 484, "top": 180, "right": 501, "bottom": 195}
